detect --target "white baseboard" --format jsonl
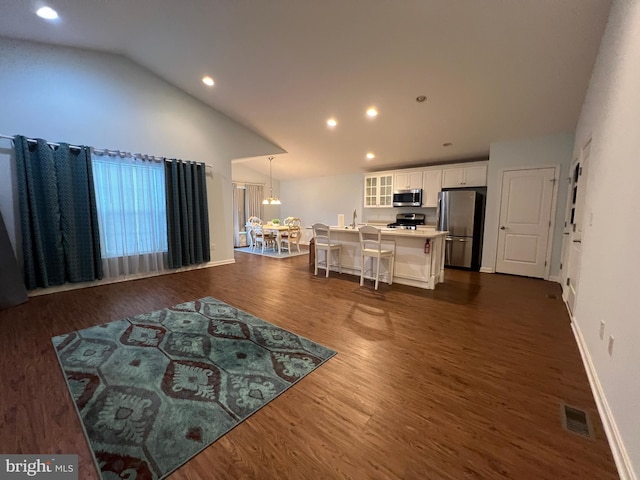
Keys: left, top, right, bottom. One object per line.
{"left": 548, "top": 275, "right": 561, "bottom": 283}
{"left": 571, "top": 320, "right": 636, "bottom": 480}
{"left": 28, "top": 258, "right": 236, "bottom": 297}
{"left": 479, "top": 267, "right": 494, "bottom": 274}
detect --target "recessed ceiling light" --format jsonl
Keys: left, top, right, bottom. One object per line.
{"left": 416, "top": 95, "right": 427, "bottom": 103}
{"left": 366, "top": 107, "right": 378, "bottom": 118}
{"left": 327, "top": 118, "right": 337, "bottom": 128}
{"left": 202, "top": 76, "right": 215, "bottom": 87}
{"left": 366, "top": 152, "right": 375, "bottom": 160}
{"left": 443, "top": 142, "right": 453, "bottom": 147}
{"left": 36, "top": 6, "right": 58, "bottom": 20}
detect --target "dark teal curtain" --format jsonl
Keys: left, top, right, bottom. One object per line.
{"left": 165, "top": 159, "right": 210, "bottom": 268}
{"left": 14, "top": 136, "right": 103, "bottom": 289}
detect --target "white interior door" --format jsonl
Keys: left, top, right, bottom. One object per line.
{"left": 496, "top": 167, "right": 556, "bottom": 278}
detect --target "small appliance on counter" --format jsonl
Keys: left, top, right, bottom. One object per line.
{"left": 387, "top": 213, "right": 426, "bottom": 230}
{"left": 437, "top": 189, "right": 485, "bottom": 270}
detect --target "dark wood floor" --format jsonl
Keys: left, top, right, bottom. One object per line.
{"left": 0, "top": 251, "right": 618, "bottom": 479}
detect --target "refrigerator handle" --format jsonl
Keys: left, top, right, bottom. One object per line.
{"left": 436, "top": 192, "right": 442, "bottom": 230}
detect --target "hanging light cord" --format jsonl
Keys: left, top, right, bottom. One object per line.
{"left": 268, "top": 156, "right": 274, "bottom": 197}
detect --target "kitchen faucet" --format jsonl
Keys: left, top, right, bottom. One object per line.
{"left": 351, "top": 209, "right": 357, "bottom": 229}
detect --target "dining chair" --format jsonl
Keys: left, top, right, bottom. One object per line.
{"left": 252, "top": 224, "right": 275, "bottom": 253}
{"left": 281, "top": 224, "right": 302, "bottom": 254}
{"left": 358, "top": 225, "right": 395, "bottom": 290}
{"left": 312, "top": 223, "right": 341, "bottom": 277}
{"left": 247, "top": 216, "right": 263, "bottom": 249}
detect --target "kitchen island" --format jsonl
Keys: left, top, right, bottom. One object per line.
{"left": 326, "top": 226, "right": 447, "bottom": 290}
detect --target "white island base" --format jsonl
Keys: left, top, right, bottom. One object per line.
{"left": 322, "top": 227, "right": 447, "bottom": 290}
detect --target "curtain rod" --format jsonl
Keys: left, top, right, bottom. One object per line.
{"left": 233, "top": 181, "right": 265, "bottom": 187}
{"left": 0, "top": 133, "right": 212, "bottom": 168}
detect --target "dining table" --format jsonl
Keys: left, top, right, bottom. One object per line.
{"left": 247, "top": 223, "right": 291, "bottom": 254}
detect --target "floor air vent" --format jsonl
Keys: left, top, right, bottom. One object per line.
{"left": 561, "top": 404, "right": 593, "bottom": 438}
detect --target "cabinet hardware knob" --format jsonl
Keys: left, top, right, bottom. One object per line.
{"left": 500, "top": 226, "right": 506, "bottom": 230}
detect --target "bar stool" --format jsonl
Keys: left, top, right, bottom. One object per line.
{"left": 312, "top": 223, "right": 342, "bottom": 278}
{"left": 359, "top": 225, "right": 395, "bottom": 290}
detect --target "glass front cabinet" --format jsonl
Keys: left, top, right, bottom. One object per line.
{"left": 364, "top": 173, "right": 393, "bottom": 208}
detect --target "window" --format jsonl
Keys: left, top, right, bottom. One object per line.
{"left": 92, "top": 155, "right": 167, "bottom": 259}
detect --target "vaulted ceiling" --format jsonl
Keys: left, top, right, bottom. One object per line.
{"left": 0, "top": 0, "right": 612, "bottom": 180}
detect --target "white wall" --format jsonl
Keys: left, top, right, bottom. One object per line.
{"left": 0, "top": 36, "right": 283, "bottom": 272}
{"left": 570, "top": 0, "right": 640, "bottom": 477}
{"left": 482, "top": 133, "right": 574, "bottom": 278}
{"left": 279, "top": 173, "right": 363, "bottom": 243}
{"left": 280, "top": 173, "right": 363, "bottom": 227}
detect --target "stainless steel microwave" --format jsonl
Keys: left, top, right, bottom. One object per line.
{"left": 393, "top": 189, "right": 422, "bottom": 207}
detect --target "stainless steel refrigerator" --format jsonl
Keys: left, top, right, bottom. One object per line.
{"left": 437, "top": 189, "right": 485, "bottom": 270}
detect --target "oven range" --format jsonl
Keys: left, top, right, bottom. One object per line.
{"left": 386, "top": 213, "right": 425, "bottom": 230}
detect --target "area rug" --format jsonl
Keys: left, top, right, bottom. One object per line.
{"left": 235, "top": 246, "right": 308, "bottom": 259}
{"left": 52, "top": 297, "right": 336, "bottom": 479}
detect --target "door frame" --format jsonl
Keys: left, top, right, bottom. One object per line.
{"left": 493, "top": 164, "right": 560, "bottom": 280}
{"left": 560, "top": 155, "right": 579, "bottom": 301}
{"left": 561, "top": 137, "right": 592, "bottom": 314}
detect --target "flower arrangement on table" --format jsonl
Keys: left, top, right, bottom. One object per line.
{"left": 271, "top": 219, "right": 280, "bottom": 225}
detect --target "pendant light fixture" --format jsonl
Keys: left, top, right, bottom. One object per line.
{"left": 262, "top": 156, "right": 281, "bottom": 205}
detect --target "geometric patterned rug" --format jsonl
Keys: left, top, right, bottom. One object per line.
{"left": 52, "top": 297, "right": 336, "bottom": 479}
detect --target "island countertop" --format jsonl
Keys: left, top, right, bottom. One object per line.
{"left": 328, "top": 226, "right": 447, "bottom": 238}
{"left": 318, "top": 226, "right": 447, "bottom": 289}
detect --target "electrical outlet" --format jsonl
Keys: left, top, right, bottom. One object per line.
{"left": 599, "top": 320, "right": 605, "bottom": 340}
{"left": 608, "top": 335, "right": 614, "bottom": 356}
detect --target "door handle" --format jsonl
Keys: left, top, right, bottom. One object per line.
{"left": 500, "top": 226, "right": 506, "bottom": 230}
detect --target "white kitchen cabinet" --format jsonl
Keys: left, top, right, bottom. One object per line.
{"left": 394, "top": 171, "right": 423, "bottom": 190}
{"left": 364, "top": 173, "right": 394, "bottom": 208}
{"left": 365, "top": 162, "right": 486, "bottom": 207}
{"left": 422, "top": 169, "right": 442, "bottom": 207}
{"left": 441, "top": 164, "right": 487, "bottom": 188}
